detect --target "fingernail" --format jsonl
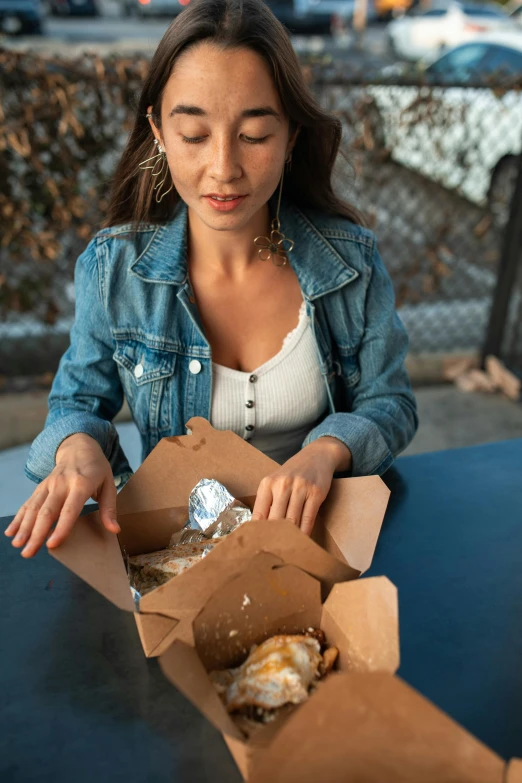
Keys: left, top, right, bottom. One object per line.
{"left": 46, "top": 536, "right": 57, "bottom": 547}
{"left": 12, "top": 534, "right": 24, "bottom": 546}
{"left": 110, "top": 519, "right": 121, "bottom": 532}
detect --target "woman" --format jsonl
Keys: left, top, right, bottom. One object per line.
{"left": 6, "top": 0, "right": 417, "bottom": 559}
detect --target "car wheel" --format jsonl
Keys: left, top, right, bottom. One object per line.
{"left": 488, "top": 155, "right": 520, "bottom": 228}
{"left": 2, "top": 14, "right": 23, "bottom": 33}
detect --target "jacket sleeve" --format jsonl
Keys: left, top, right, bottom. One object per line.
{"left": 303, "top": 240, "right": 418, "bottom": 476}
{"left": 25, "top": 238, "right": 133, "bottom": 485}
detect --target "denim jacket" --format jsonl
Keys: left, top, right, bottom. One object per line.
{"left": 26, "top": 198, "right": 418, "bottom": 485}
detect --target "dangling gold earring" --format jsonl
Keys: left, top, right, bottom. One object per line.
{"left": 138, "top": 138, "right": 174, "bottom": 204}
{"left": 254, "top": 155, "right": 294, "bottom": 267}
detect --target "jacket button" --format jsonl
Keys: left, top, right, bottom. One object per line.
{"left": 245, "top": 400, "right": 254, "bottom": 408}
{"left": 189, "top": 359, "right": 202, "bottom": 374}
{"left": 249, "top": 374, "right": 257, "bottom": 383}
{"left": 134, "top": 363, "right": 144, "bottom": 379}
{"left": 245, "top": 424, "right": 254, "bottom": 432}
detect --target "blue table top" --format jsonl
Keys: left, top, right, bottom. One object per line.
{"left": 1, "top": 438, "right": 521, "bottom": 780}
{"left": 367, "top": 437, "right": 522, "bottom": 761}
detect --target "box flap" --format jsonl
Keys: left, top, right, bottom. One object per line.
{"left": 159, "top": 552, "right": 323, "bottom": 741}
{"left": 321, "top": 576, "right": 399, "bottom": 674}
{"left": 315, "top": 476, "right": 390, "bottom": 574}
{"left": 116, "top": 417, "right": 278, "bottom": 516}
{"left": 248, "top": 673, "right": 505, "bottom": 783}
{"left": 507, "top": 760, "right": 522, "bottom": 783}
{"left": 50, "top": 510, "right": 134, "bottom": 613}
{"left": 118, "top": 505, "right": 189, "bottom": 558}
{"left": 158, "top": 639, "right": 243, "bottom": 741}
{"left": 224, "top": 736, "right": 255, "bottom": 782}
{"left": 133, "top": 613, "right": 180, "bottom": 658}
{"left": 116, "top": 419, "right": 388, "bottom": 575}
{"left": 192, "top": 552, "right": 322, "bottom": 671}
{"left": 140, "top": 518, "right": 357, "bottom": 645}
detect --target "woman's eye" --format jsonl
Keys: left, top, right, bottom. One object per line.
{"left": 243, "top": 135, "right": 270, "bottom": 144}
{"left": 180, "top": 135, "right": 270, "bottom": 145}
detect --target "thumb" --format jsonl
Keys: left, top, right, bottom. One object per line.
{"left": 97, "top": 477, "right": 120, "bottom": 534}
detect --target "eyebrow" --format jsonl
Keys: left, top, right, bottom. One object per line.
{"left": 168, "top": 104, "right": 282, "bottom": 121}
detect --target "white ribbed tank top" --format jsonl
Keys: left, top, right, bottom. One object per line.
{"left": 210, "top": 302, "right": 329, "bottom": 464}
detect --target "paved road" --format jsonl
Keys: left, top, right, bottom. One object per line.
{"left": 2, "top": 15, "right": 390, "bottom": 58}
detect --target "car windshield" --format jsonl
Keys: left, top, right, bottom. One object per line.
{"left": 482, "top": 44, "right": 522, "bottom": 75}
{"left": 409, "top": 8, "right": 447, "bottom": 16}
{"left": 426, "top": 43, "right": 488, "bottom": 80}
{"left": 461, "top": 4, "right": 507, "bottom": 16}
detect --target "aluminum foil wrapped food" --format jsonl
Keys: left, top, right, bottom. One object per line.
{"left": 172, "top": 478, "right": 252, "bottom": 545}
{"left": 127, "top": 479, "right": 252, "bottom": 603}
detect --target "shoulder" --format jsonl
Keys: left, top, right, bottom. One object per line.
{"left": 296, "top": 205, "right": 375, "bottom": 253}
{"left": 291, "top": 204, "right": 379, "bottom": 282}
{"left": 83, "top": 223, "right": 165, "bottom": 283}
{"left": 92, "top": 222, "right": 160, "bottom": 254}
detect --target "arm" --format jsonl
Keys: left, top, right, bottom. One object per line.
{"left": 303, "top": 239, "right": 418, "bottom": 476}
{"left": 25, "top": 238, "right": 132, "bottom": 485}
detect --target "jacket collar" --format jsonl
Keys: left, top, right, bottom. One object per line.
{"left": 130, "top": 197, "right": 358, "bottom": 299}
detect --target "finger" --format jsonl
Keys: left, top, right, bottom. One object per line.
{"left": 285, "top": 484, "right": 308, "bottom": 527}
{"left": 46, "top": 490, "right": 90, "bottom": 549}
{"left": 5, "top": 503, "right": 29, "bottom": 537}
{"left": 268, "top": 480, "right": 293, "bottom": 521}
{"left": 300, "top": 493, "right": 322, "bottom": 537}
{"left": 11, "top": 488, "right": 49, "bottom": 548}
{"left": 252, "top": 479, "right": 273, "bottom": 521}
{"left": 97, "top": 477, "right": 120, "bottom": 534}
{"left": 21, "top": 490, "right": 66, "bottom": 558}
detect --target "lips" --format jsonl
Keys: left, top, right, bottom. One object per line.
{"left": 203, "top": 194, "right": 248, "bottom": 212}
{"left": 204, "top": 193, "right": 246, "bottom": 200}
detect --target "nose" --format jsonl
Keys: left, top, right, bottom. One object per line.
{"left": 207, "top": 133, "right": 242, "bottom": 183}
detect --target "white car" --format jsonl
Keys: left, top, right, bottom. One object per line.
{"left": 367, "top": 32, "right": 522, "bottom": 218}
{"left": 388, "top": 1, "right": 516, "bottom": 61}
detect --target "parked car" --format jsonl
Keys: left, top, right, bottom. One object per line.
{"left": 259, "top": 0, "right": 334, "bottom": 33}
{"left": 50, "top": 0, "right": 98, "bottom": 14}
{"left": 510, "top": 3, "right": 522, "bottom": 27}
{"left": 298, "top": 0, "right": 354, "bottom": 35}
{"left": 367, "top": 33, "right": 522, "bottom": 221}
{"left": 0, "top": 0, "right": 44, "bottom": 32}
{"left": 129, "top": 0, "right": 333, "bottom": 34}
{"left": 374, "top": 0, "right": 414, "bottom": 22}
{"left": 124, "top": 0, "right": 184, "bottom": 16}
{"left": 387, "top": 1, "right": 515, "bottom": 61}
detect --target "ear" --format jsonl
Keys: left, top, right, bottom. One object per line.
{"left": 146, "top": 104, "right": 163, "bottom": 146}
{"left": 287, "top": 124, "right": 301, "bottom": 159}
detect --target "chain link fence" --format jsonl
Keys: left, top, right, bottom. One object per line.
{"left": 312, "top": 69, "right": 522, "bottom": 363}
{"left": 1, "top": 50, "right": 521, "bottom": 376}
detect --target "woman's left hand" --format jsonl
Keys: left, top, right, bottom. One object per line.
{"left": 251, "top": 437, "right": 352, "bottom": 536}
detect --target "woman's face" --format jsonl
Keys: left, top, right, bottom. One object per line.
{"left": 148, "top": 42, "right": 296, "bottom": 232}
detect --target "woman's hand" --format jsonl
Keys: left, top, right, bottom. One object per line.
{"left": 4, "top": 433, "right": 120, "bottom": 558}
{"left": 251, "top": 437, "right": 352, "bottom": 536}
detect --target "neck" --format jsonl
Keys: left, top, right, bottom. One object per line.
{"left": 187, "top": 202, "right": 272, "bottom": 279}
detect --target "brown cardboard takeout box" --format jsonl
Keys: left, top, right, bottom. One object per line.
{"left": 156, "top": 551, "right": 511, "bottom": 783}
{"left": 158, "top": 555, "right": 400, "bottom": 782}
{"left": 49, "top": 417, "right": 391, "bottom": 657}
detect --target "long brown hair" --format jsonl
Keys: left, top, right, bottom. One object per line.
{"left": 103, "top": 0, "right": 363, "bottom": 228}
